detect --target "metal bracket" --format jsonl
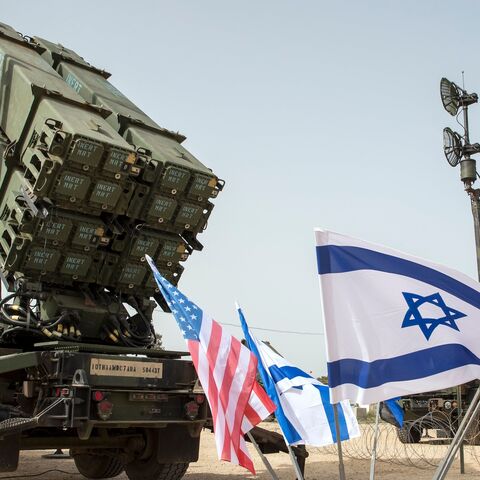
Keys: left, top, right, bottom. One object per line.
{"left": 72, "top": 369, "right": 88, "bottom": 386}
{"left": 19, "top": 185, "right": 48, "bottom": 219}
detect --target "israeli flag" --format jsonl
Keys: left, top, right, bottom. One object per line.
{"left": 238, "top": 306, "right": 360, "bottom": 446}
{"left": 316, "top": 229, "right": 480, "bottom": 405}
{"left": 381, "top": 399, "right": 404, "bottom": 428}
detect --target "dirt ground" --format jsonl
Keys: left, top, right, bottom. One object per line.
{"left": 1, "top": 425, "right": 479, "bottom": 480}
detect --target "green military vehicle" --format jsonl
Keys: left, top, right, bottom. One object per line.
{"left": 0, "top": 21, "right": 224, "bottom": 480}
{"left": 382, "top": 383, "right": 479, "bottom": 444}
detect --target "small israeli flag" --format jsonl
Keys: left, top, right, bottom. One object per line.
{"left": 238, "top": 306, "right": 360, "bottom": 446}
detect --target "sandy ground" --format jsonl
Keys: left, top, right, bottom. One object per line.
{"left": 1, "top": 425, "right": 479, "bottom": 480}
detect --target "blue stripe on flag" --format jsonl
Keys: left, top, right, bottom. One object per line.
{"left": 385, "top": 398, "right": 404, "bottom": 428}
{"left": 316, "top": 246, "right": 480, "bottom": 310}
{"left": 238, "top": 309, "right": 302, "bottom": 444}
{"left": 327, "top": 343, "right": 480, "bottom": 389}
{"left": 318, "top": 384, "right": 349, "bottom": 441}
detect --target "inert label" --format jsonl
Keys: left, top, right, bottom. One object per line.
{"left": 65, "top": 72, "right": 82, "bottom": 93}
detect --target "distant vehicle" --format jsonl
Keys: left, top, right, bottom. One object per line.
{"left": 382, "top": 382, "right": 479, "bottom": 444}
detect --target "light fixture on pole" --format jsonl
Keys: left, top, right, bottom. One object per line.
{"left": 434, "top": 76, "right": 480, "bottom": 480}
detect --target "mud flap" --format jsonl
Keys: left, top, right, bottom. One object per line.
{"left": 0, "top": 433, "right": 20, "bottom": 472}
{"left": 156, "top": 424, "right": 200, "bottom": 463}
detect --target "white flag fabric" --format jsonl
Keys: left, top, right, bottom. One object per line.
{"left": 316, "top": 229, "right": 480, "bottom": 405}
{"left": 239, "top": 307, "right": 360, "bottom": 446}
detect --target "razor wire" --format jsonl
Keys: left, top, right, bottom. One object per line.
{"left": 307, "top": 410, "right": 480, "bottom": 469}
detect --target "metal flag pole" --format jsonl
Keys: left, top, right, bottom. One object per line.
{"left": 432, "top": 387, "right": 480, "bottom": 480}
{"left": 369, "top": 403, "right": 381, "bottom": 480}
{"left": 246, "top": 432, "right": 280, "bottom": 480}
{"left": 276, "top": 429, "right": 304, "bottom": 480}
{"left": 456, "top": 385, "right": 465, "bottom": 474}
{"left": 333, "top": 403, "right": 347, "bottom": 480}
{"left": 431, "top": 174, "right": 480, "bottom": 480}
{"left": 286, "top": 443, "right": 305, "bottom": 480}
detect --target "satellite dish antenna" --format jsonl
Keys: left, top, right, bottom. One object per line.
{"left": 440, "top": 77, "right": 478, "bottom": 116}
{"left": 441, "top": 76, "right": 480, "bottom": 182}
{"left": 443, "top": 127, "right": 463, "bottom": 166}
{"left": 440, "top": 78, "right": 461, "bottom": 116}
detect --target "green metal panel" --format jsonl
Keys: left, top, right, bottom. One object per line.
{"left": 0, "top": 352, "right": 41, "bottom": 374}
{"left": 56, "top": 62, "right": 160, "bottom": 133}
{"left": 0, "top": 34, "right": 78, "bottom": 144}
{"left": 146, "top": 195, "right": 178, "bottom": 225}
{"left": 37, "top": 217, "right": 73, "bottom": 244}
{"left": 33, "top": 341, "right": 189, "bottom": 358}
{"left": 59, "top": 253, "right": 92, "bottom": 277}
{"left": 33, "top": 38, "right": 222, "bottom": 241}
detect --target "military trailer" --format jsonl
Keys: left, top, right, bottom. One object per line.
{"left": 0, "top": 22, "right": 224, "bottom": 480}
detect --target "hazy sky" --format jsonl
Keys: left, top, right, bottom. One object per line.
{"left": 4, "top": 1, "right": 480, "bottom": 375}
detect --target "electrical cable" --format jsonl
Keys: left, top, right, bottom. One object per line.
{"left": 0, "top": 289, "right": 152, "bottom": 347}
{"left": 456, "top": 108, "right": 467, "bottom": 141}
{"left": 0, "top": 469, "right": 80, "bottom": 479}
{"left": 219, "top": 321, "right": 324, "bottom": 336}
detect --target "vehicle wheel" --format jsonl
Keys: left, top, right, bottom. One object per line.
{"left": 71, "top": 451, "right": 124, "bottom": 479}
{"left": 396, "top": 423, "right": 422, "bottom": 444}
{"left": 125, "top": 461, "right": 189, "bottom": 480}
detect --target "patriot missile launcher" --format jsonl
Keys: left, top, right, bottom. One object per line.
{"left": 0, "top": 21, "right": 223, "bottom": 480}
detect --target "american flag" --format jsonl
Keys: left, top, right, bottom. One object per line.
{"left": 147, "top": 256, "right": 276, "bottom": 473}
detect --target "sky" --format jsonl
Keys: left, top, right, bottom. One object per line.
{"left": 3, "top": 1, "right": 480, "bottom": 375}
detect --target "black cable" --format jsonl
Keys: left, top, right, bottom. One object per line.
{"left": 109, "top": 317, "right": 137, "bottom": 347}
{"left": 127, "top": 296, "right": 155, "bottom": 338}
{"left": 0, "top": 469, "right": 80, "bottom": 479}
{"left": 0, "top": 326, "right": 44, "bottom": 343}
{"left": 456, "top": 108, "right": 466, "bottom": 137}
{"left": 42, "top": 313, "right": 68, "bottom": 329}
{"left": 113, "top": 317, "right": 152, "bottom": 348}
{"left": 0, "top": 292, "right": 42, "bottom": 328}
{"left": 219, "top": 321, "right": 325, "bottom": 336}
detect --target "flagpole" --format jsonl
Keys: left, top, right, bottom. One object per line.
{"left": 286, "top": 443, "right": 305, "bottom": 480}
{"left": 456, "top": 385, "right": 465, "bottom": 474}
{"left": 246, "top": 432, "right": 280, "bottom": 480}
{"left": 432, "top": 386, "right": 480, "bottom": 480}
{"left": 432, "top": 189, "right": 480, "bottom": 480}
{"left": 276, "top": 429, "right": 305, "bottom": 480}
{"left": 369, "top": 403, "right": 381, "bottom": 480}
{"left": 333, "top": 403, "right": 347, "bottom": 480}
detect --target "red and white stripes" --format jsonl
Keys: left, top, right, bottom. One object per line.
{"left": 189, "top": 313, "right": 275, "bottom": 473}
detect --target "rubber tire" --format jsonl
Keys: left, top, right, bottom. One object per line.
{"left": 72, "top": 452, "right": 124, "bottom": 479}
{"left": 396, "top": 424, "right": 422, "bottom": 444}
{"left": 125, "top": 462, "right": 189, "bottom": 480}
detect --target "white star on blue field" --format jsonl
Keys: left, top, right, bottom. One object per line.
{"left": 401, "top": 292, "right": 467, "bottom": 340}
{"left": 152, "top": 269, "right": 202, "bottom": 342}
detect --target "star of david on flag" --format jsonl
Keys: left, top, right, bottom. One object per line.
{"left": 146, "top": 256, "right": 275, "bottom": 474}
{"left": 316, "top": 229, "right": 480, "bottom": 405}
{"left": 401, "top": 292, "right": 466, "bottom": 340}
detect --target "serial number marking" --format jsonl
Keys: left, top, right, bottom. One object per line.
{"left": 90, "top": 358, "right": 163, "bottom": 379}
